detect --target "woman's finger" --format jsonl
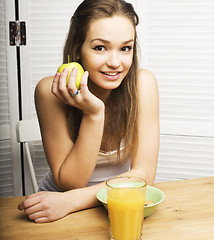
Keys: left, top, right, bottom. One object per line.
{"left": 58, "top": 68, "right": 69, "bottom": 93}
{"left": 67, "top": 67, "right": 78, "bottom": 95}
{"left": 18, "top": 193, "right": 42, "bottom": 211}
{"left": 57, "top": 68, "right": 79, "bottom": 102}
{"left": 34, "top": 217, "right": 51, "bottom": 223}
{"left": 51, "top": 73, "right": 67, "bottom": 101}
{"left": 18, "top": 201, "right": 25, "bottom": 210}
{"left": 24, "top": 201, "right": 43, "bottom": 216}
{"left": 79, "top": 71, "right": 89, "bottom": 91}
{"left": 27, "top": 209, "right": 46, "bottom": 221}
{"left": 52, "top": 72, "right": 71, "bottom": 103}
{"left": 51, "top": 72, "right": 60, "bottom": 95}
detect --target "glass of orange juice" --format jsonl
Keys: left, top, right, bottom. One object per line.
{"left": 106, "top": 176, "right": 146, "bottom": 240}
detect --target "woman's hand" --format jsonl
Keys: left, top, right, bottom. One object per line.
{"left": 51, "top": 68, "right": 104, "bottom": 117}
{"left": 17, "top": 185, "right": 102, "bottom": 223}
{"left": 18, "top": 191, "right": 72, "bottom": 223}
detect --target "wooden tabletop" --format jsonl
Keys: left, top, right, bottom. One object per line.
{"left": 0, "top": 177, "right": 214, "bottom": 240}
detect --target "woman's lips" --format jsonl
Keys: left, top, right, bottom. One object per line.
{"left": 101, "top": 71, "right": 121, "bottom": 80}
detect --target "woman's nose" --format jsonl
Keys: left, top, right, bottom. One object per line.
{"left": 106, "top": 51, "right": 121, "bottom": 68}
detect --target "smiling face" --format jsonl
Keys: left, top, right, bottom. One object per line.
{"left": 80, "top": 16, "right": 135, "bottom": 98}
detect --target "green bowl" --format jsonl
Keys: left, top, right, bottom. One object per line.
{"left": 96, "top": 185, "right": 165, "bottom": 218}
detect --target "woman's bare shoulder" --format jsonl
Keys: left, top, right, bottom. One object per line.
{"left": 35, "top": 76, "right": 67, "bottom": 113}
{"left": 137, "top": 69, "right": 157, "bottom": 85}
{"left": 35, "top": 76, "right": 54, "bottom": 98}
{"left": 137, "top": 68, "right": 158, "bottom": 94}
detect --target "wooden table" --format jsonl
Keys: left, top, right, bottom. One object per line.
{"left": 0, "top": 177, "right": 214, "bottom": 240}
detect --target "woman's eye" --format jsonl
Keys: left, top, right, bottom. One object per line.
{"left": 121, "top": 46, "right": 132, "bottom": 52}
{"left": 93, "top": 46, "right": 105, "bottom": 51}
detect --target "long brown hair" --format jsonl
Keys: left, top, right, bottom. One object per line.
{"left": 64, "top": 0, "right": 139, "bottom": 163}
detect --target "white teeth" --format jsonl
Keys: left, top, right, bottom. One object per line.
{"left": 105, "top": 72, "right": 118, "bottom": 76}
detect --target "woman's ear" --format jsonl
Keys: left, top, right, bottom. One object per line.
{"left": 76, "top": 52, "right": 80, "bottom": 61}
{"left": 76, "top": 54, "right": 81, "bottom": 64}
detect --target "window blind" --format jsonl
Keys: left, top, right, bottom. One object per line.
{"left": 0, "top": 141, "right": 13, "bottom": 197}
{"left": 141, "top": 0, "right": 214, "bottom": 137}
{"left": 0, "top": 0, "right": 14, "bottom": 197}
{"left": 0, "top": 0, "right": 10, "bottom": 140}
{"left": 139, "top": 0, "right": 214, "bottom": 181}
{"left": 156, "top": 135, "right": 214, "bottom": 182}
{"left": 29, "top": 0, "right": 84, "bottom": 117}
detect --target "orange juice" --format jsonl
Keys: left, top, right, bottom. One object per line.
{"left": 107, "top": 188, "right": 146, "bottom": 240}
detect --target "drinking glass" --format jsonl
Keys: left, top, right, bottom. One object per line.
{"left": 106, "top": 176, "right": 147, "bottom": 240}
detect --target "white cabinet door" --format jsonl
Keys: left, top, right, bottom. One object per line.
{"left": 138, "top": 0, "right": 214, "bottom": 181}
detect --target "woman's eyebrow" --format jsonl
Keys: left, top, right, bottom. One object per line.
{"left": 90, "top": 38, "right": 134, "bottom": 44}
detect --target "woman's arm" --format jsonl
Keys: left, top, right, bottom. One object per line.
{"left": 130, "top": 69, "right": 159, "bottom": 185}
{"left": 35, "top": 69, "right": 105, "bottom": 191}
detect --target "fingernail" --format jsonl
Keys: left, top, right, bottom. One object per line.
{"left": 72, "top": 67, "right": 77, "bottom": 73}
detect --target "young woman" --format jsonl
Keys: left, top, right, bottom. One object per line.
{"left": 18, "top": 0, "right": 159, "bottom": 223}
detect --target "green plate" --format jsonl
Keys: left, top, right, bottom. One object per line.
{"left": 96, "top": 185, "right": 165, "bottom": 218}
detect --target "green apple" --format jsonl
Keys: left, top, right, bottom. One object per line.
{"left": 57, "top": 62, "right": 84, "bottom": 90}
